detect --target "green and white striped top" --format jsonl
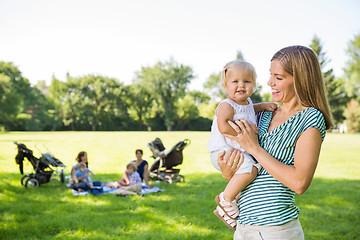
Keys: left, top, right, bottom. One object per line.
{"left": 237, "top": 107, "right": 326, "bottom": 226}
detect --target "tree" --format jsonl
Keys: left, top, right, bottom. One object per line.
{"left": 46, "top": 75, "right": 66, "bottom": 130}
{"left": 135, "top": 59, "right": 194, "bottom": 131}
{"left": 344, "top": 99, "right": 360, "bottom": 132}
{"left": 0, "top": 74, "right": 21, "bottom": 130}
{"left": 174, "top": 92, "right": 212, "bottom": 131}
{"left": 203, "top": 71, "right": 224, "bottom": 101}
{"left": 0, "top": 61, "right": 47, "bottom": 130}
{"left": 309, "top": 36, "right": 349, "bottom": 125}
{"left": 344, "top": 34, "right": 360, "bottom": 101}
{"left": 125, "top": 83, "right": 154, "bottom": 130}
{"left": 187, "top": 90, "right": 210, "bottom": 106}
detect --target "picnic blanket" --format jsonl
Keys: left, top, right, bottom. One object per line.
{"left": 69, "top": 183, "right": 165, "bottom": 196}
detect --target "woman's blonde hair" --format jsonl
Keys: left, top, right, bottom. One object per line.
{"left": 221, "top": 60, "right": 257, "bottom": 92}
{"left": 271, "top": 45, "right": 333, "bottom": 129}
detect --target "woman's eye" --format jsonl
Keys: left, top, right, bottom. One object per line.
{"left": 276, "top": 77, "right": 282, "bottom": 80}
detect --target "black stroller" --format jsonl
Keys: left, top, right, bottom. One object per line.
{"left": 147, "top": 138, "right": 190, "bottom": 184}
{"left": 14, "top": 142, "right": 66, "bottom": 188}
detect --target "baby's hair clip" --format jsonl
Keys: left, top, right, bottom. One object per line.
{"left": 223, "top": 66, "right": 228, "bottom": 72}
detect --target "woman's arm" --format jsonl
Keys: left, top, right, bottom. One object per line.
{"left": 71, "top": 168, "right": 76, "bottom": 182}
{"left": 224, "top": 120, "right": 322, "bottom": 194}
{"left": 143, "top": 163, "right": 150, "bottom": 189}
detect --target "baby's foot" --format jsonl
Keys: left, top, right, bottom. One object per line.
{"left": 215, "top": 192, "right": 239, "bottom": 219}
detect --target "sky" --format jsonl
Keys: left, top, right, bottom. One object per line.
{"left": 0, "top": 0, "right": 359, "bottom": 93}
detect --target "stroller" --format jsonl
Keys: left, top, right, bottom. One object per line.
{"left": 147, "top": 138, "right": 190, "bottom": 184}
{"left": 14, "top": 142, "right": 66, "bottom": 188}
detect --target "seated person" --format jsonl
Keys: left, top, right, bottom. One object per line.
{"left": 132, "top": 149, "right": 150, "bottom": 189}
{"left": 106, "top": 162, "right": 142, "bottom": 195}
{"left": 72, "top": 162, "right": 95, "bottom": 192}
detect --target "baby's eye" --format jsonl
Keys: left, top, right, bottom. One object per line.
{"left": 233, "top": 80, "right": 238, "bottom": 83}
{"left": 245, "top": 80, "right": 250, "bottom": 83}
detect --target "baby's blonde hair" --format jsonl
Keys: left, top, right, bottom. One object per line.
{"left": 78, "top": 162, "right": 86, "bottom": 169}
{"left": 221, "top": 60, "right": 257, "bottom": 91}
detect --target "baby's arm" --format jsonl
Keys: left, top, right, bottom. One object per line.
{"left": 122, "top": 171, "right": 130, "bottom": 185}
{"left": 217, "top": 102, "right": 238, "bottom": 136}
{"left": 253, "top": 102, "right": 277, "bottom": 114}
{"left": 88, "top": 168, "right": 96, "bottom": 176}
{"left": 74, "top": 176, "right": 79, "bottom": 184}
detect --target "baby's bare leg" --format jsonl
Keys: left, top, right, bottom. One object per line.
{"left": 223, "top": 166, "right": 258, "bottom": 202}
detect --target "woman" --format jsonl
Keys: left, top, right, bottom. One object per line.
{"left": 133, "top": 149, "right": 150, "bottom": 189}
{"left": 218, "top": 45, "right": 333, "bottom": 239}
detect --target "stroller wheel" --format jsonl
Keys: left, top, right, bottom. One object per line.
{"left": 177, "top": 175, "right": 185, "bottom": 182}
{"left": 25, "top": 178, "right": 39, "bottom": 188}
{"left": 21, "top": 175, "right": 30, "bottom": 186}
{"left": 164, "top": 175, "right": 172, "bottom": 184}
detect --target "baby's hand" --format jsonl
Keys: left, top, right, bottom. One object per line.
{"left": 264, "top": 102, "right": 277, "bottom": 112}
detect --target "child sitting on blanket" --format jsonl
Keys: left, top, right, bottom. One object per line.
{"left": 106, "top": 162, "right": 143, "bottom": 195}
{"left": 73, "top": 162, "right": 96, "bottom": 191}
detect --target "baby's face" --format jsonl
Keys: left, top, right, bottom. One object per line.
{"left": 79, "top": 166, "right": 86, "bottom": 172}
{"left": 225, "top": 66, "right": 255, "bottom": 104}
{"left": 127, "top": 168, "right": 134, "bottom": 174}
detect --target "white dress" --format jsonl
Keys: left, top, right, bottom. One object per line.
{"left": 207, "top": 98, "right": 260, "bottom": 174}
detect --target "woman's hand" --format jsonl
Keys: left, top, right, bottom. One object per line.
{"left": 224, "top": 120, "right": 261, "bottom": 155}
{"left": 217, "top": 149, "right": 244, "bottom": 180}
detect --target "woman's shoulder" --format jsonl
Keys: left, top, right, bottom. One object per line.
{"left": 299, "top": 107, "right": 325, "bottom": 124}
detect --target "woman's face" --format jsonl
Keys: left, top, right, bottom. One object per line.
{"left": 80, "top": 153, "right": 88, "bottom": 163}
{"left": 268, "top": 60, "right": 296, "bottom": 103}
{"left": 136, "top": 151, "right": 142, "bottom": 160}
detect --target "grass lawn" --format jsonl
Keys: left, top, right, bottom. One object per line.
{"left": 0, "top": 131, "right": 359, "bottom": 239}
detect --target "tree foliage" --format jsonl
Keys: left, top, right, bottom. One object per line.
{"left": 344, "top": 99, "right": 360, "bottom": 132}
{"left": 2, "top": 35, "right": 358, "bottom": 132}
{"left": 309, "top": 35, "right": 350, "bottom": 125}
{"left": 134, "top": 59, "right": 194, "bottom": 130}
{"left": 344, "top": 34, "right": 360, "bottom": 100}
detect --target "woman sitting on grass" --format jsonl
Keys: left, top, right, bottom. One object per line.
{"left": 72, "top": 162, "right": 95, "bottom": 192}
{"left": 69, "top": 151, "right": 96, "bottom": 191}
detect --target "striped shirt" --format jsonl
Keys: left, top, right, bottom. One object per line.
{"left": 238, "top": 107, "right": 326, "bottom": 226}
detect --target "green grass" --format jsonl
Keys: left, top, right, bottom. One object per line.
{"left": 0, "top": 132, "right": 359, "bottom": 239}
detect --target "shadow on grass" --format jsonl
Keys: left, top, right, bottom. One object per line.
{"left": 0, "top": 173, "right": 359, "bottom": 240}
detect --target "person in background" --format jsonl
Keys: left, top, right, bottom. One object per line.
{"left": 106, "top": 162, "right": 142, "bottom": 195}
{"left": 69, "top": 151, "right": 96, "bottom": 190}
{"left": 133, "top": 149, "right": 150, "bottom": 189}
{"left": 72, "top": 162, "right": 95, "bottom": 191}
